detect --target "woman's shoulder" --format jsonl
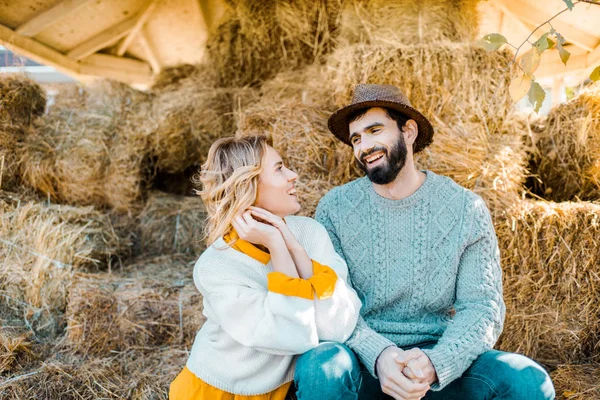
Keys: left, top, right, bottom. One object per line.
{"left": 284, "top": 215, "right": 329, "bottom": 241}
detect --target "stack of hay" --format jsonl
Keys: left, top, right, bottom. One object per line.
{"left": 18, "top": 80, "right": 153, "bottom": 212}
{"left": 528, "top": 83, "right": 600, "bottom": 202}
{"left": 0, "top": 75, "right": 46, "bottom": 192}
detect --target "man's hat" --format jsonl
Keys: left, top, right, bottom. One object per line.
{"left": 327, "top": 84, "right": 434, "bottom": 153}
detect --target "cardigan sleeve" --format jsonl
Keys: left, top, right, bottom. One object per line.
{"left": 196, "top": 260, "right": 319, "bottom": 356}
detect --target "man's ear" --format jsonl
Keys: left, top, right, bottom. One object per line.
{"left": 402, "top": 119, "right": 419, "bottom": 146}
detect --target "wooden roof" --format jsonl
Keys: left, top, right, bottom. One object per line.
{"left": 0, "top": 0, "right": 598, "bottom": 89}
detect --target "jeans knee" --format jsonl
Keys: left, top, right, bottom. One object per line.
{"left": 294, "top": 342, "right": 361, "bottom": 400}
{"left": 482, "top": 352, "right": 555, "bottom": 399}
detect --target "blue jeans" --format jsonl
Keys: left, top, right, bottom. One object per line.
{"left": 293, "top": 342, "right": 555, "bottom": 400}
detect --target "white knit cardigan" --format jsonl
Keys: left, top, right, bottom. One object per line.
{"left": 185, "top": 215, "right": 362, "bottom": 395}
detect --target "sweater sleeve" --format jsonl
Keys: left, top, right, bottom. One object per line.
{"left": 422, "top": 197, "right": 506, "bottom": 390}
{"left": 315, "top": 195, "right": 394, "bottom": 375}
{"left": 310, "top": 223, "right": 362, "bottom": 343}
{"left": 196, "top": 260, "right": 319, "bottom": 356}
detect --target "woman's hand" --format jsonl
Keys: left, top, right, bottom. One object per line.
{"left": 248, "top": 206, "right": 301, "bottom": 251}
{"left": 232, "top": 211, "right": 282, "bottom": 249}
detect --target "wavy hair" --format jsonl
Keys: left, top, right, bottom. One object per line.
{"left": 193, "top": 135, "right": 272, "bottom": 246}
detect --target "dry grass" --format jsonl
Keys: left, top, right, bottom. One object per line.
{"left": 136, "top": 191, "right": 207, "bottom": 257}
{"left": 148, "top": 68, "right": 257, "bottom": 173}
{"left": 0, "top": 75, "right": 46, "bottom": 126}
{"left": 0, "top": 193, "right": 129, "bottom": 339}
{"left": 66, "top": 255, "right": 203, "bottom": 355}
{"left": 327, "top": 43, "right": 526, "bottom": 214}
{"left": 496, "top": 200, "right": 600, "bottom": 368}
{"left": 0, "top": 328, "right": 33, "bottom": 375}
{"left": 206, "top": 0, "right": 340, "bottom": 87}
{"left": 0, "top": 345, "right": 188, "bottom": 400}
{"left": 551, "top": 364, "right": 600, "bottom": 400}
{"left": 529, "top": 83, "right": 600, "bottom": 202}
{"left": 19, "top": 80, "right": 152, "bottom": 211}
{"left": 337, "top": 0, "right": 481, "bottom": 46}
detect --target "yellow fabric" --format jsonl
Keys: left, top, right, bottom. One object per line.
{"left": 224, "top": 230, "right": 271, "bottom": 265}
{"left": 224, "top": 229, "right": 338, "bottom": 300}
{"left": 308, "top": 261, "right": 338, "bottom": 300}
{"left": 267, "top": 271, "right": 315, "bottom": 299}
{"left": 169, "top": 367, "right": 292, "bottom": 400}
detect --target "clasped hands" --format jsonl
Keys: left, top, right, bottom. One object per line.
{"left": 231, "top": 206, "right": 299, "bottom": 251}
{"left": 376, "top": 346, "right": 438, "bottom": 400}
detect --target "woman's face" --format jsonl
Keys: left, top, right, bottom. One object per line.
{"left": 255, "top": 145, "right": 300, "bottom": 217}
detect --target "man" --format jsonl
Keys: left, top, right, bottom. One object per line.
{"left": 293, "top": 84, "right": 555, "bottom": 399}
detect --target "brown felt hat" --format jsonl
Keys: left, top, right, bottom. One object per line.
{"left": 327, "top": 84, "right": 434, "bottom": 153}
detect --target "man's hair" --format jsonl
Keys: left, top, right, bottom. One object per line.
{"left": 348, "top": 107, "right": 413, "bottom": 150}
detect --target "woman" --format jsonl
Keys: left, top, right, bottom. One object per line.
{"left": 170, "top": 135, "right": 361, "bottom": 400}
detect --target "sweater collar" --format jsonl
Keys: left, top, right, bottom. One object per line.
{"left": 223, "top": 229, "right": 271, "bottom": 265}
{"left": 364, "top": 170, "right": 436, "bottom": 209}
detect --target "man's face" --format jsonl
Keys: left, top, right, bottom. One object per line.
{"left": 349, "top": 107, "right": 408, "bottom": 185}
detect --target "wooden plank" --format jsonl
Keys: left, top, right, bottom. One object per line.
{"left": 0, "top": 22, "right": 81, "bottom": 78}
{"left": 137, "top": 30, "right": 160, "bottom": 74}
{"left": 81, "top": 53, "right": 152, "bottom": 74}
{"left": 116, "top": 0, "right": 157, "bottom": 56}
{"left": 67, "top": 17, "right": 138, "bottom": 60}
{"left": 496, "top": 0, "right": 598, "bottom": 52}
{"left": 79, "top": 62, "right": 153, "bottom": 86}
{"left": 15, "top": 0, "right": 94, "bottom": 37}
{"left": 536, "top": 45, "right": 600, "bottom": 78}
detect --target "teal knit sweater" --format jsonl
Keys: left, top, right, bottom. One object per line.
{"left": 315, "top": 170, "right": 505, "bottom": 390}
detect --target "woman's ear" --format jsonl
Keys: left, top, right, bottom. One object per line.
{"left": 402, "top": 119, "right": 419, "bottom": 146}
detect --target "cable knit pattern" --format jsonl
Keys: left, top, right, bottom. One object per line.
{"left": 315, "top": 170, "right": 505, "bottom": 390}
{"left": 186, "top": 216, "right": 361, "bottom": 395}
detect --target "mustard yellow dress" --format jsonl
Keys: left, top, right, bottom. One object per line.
{"left": 169, "top": 230, "right": 337, "bottom": 400}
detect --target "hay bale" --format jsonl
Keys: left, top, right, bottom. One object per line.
{"left": 66, "top": 256, "right": 203, "bottom": 355}
{"left": 137, "top": 191, "right": 207, "bottom": 256}
{"left": 327, "top": 43, "right": 526, "bottom": 214}
{"left": 0, "top": 328, "right": 33, "bottom": 375}
{"left": 0, "top": 194, "right": 128, "bottom": 338}
{"left": 529, "top": 83, "right": 600, "bottom": 201}
{"left": 0, "top": 346, "right": 187, "bottom": 399}
{"left": 551, "top": 364, "right": 600, "bottom": 400}
{"left": 0, "top": 75, "right": 46, "bottom": 125}
{"left": 206, "top": 0, "right": 340, "bottom": 87}
{"left": 19, "top": 81, "right": 152, "bottom": 211}
{"left": 496, "top": 200, "right": 600, "bottom": 367}
{"left": 148, "top": 70, "right": 257, "bottom": 173}
{"left": 236, "top": 69, "right": 360, "bottom": 216}
{"left": 337, "top": 0, "right": 481, "bottom": 46}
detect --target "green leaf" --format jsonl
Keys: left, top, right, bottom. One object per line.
{"left": 562, "top": 0, "right": 574, "bottom": 10}
{"left": 556, "top": 41, "right": 571, "bottom": 65}
{"left": 533, "top": 33, "right": 551, "bottom": 53}
{"left": 528, "top": 81, "right": 546, "bottom": 113}
{"left": 521, "top": 48, "right": 542, "bottom": 75}
{"left": 478, "top": 33, "right": 508, "bottom": 52}
{"left": 546, "top": 38, "right": 556, "bottom": 50}
{"left": 510, "top": 75, "right": 532, "bottom": 103}
{"left": 555, "top": 32, "right": 567, "bottom": 45}
{"left": 591, "top": 66, "right": 600, "bottom": 82}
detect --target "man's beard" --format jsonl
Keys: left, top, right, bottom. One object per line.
{"left": 356, "top": 137, "right": 407, "bottom": 185}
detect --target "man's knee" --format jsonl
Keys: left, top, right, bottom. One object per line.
{"left": 472, "top": 350, "right": 555, "bottom": 399}
{"left": 294, "top": 342, "right": 361, "bottom": 399}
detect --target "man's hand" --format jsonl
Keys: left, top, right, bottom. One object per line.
{"left": 397, "top": 348, "right": 438, "bottom": 386}
{"left": 376, "top": 346, "right": 431, "bottom": 400}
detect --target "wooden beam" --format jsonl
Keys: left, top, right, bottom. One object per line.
{"left": 79, "top": 63, "right": 153, "bottom": 86}
{"left": 496, "top": 0, "right": 599, "bottom": 52}
{"left": 81, "top": 53, "right": 152, "bottom": 74}
{"left": 536, "top": 44, "right": 600, "bottom": 78}
{"left": 137, "top": 30, "right": 160, "bottom": 74}
{"left": 116, "top": 0, "right": 157, "bottom": 56}
{"left": 0, "top": 23, "right": 82, "bottom": 78}
{"left": 15, "top": 0, "right": 94, "bottom": 37}
{"left": 67, "top": 17, "right": 138, "bottom": 60}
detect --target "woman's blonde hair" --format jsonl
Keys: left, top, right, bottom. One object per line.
{"left": 194, "top": 135, "right": 272, "bottom": 246}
